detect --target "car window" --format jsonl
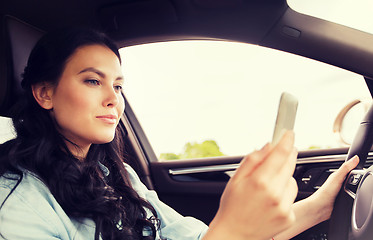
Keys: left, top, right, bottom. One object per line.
{"left": 120, "top": 40, "right": 371, "bottom": 161}
{"left": 288, "top": 0, "right": 373, "bottom": 35}
{"left": 0, "top": 117, "right": 15, "bottom": 144}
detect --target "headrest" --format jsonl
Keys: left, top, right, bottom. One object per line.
{"left": 0, "top": 16, "right": 44, "bottom": 117}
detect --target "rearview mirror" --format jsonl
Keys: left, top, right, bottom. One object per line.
{"left": 333, "top": 99, "right": 371, "bottom": 146}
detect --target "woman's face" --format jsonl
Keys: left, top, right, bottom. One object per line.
{"left": 43, "top": 44, "right": 125, "bottom": 154}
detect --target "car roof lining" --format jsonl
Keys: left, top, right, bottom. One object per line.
{"left": 2, "top": 0, "right": 373, "bottom": 105}
{"left": 261, "top": 8, "right": 373, "bottom": 79}
{"left": 98, "top": 0, "right": 288, "bottom": 44}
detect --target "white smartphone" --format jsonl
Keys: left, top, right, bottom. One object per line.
{"left": 272, "top": 92, "right": 298, "bottom": 145}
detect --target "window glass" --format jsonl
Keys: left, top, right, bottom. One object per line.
{"left": 120, "top": 41, "right": 371, "bottom": 160}
{"left": 287, "top": 0, "right": 373, "bottom": 34}
{"left": 0, "top": 117, "right": 15, "bottom": 144}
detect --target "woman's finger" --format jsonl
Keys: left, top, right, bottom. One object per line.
{"left": 280, "top": 177, "right": 298, "bottom": 208}
{"left": 234, "top": 143, "right": 272, "bottom": 179}
{"left": 338, "top": 155, "right": 360, "bottom": 178}
{"left": 271, "top": 177, "right": 298, "bottom": 226}
{"left": 266, "top": 148, "right": 298, "bottom": 198}
{"left": 252, "top": 131, "right": 296, "bottom": 182}
{"left": 308, "top": 155, "right": 360, "bottom": 222}
{"left": 324, "top": 155, "right": 359, "bottom": 188}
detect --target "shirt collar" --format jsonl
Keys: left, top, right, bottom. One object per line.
{"left": 98, "top": 161, "right": 110, "bottom": 177}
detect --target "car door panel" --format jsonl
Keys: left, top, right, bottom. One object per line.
{"left": 149, "top": 148, "right": 373, "bottom": 239}
{"left": 150, "top": 157, "right": 240, "bottom": 224}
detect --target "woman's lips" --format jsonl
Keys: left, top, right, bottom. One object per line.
{"left": 96, "top": 115, "right": 117, "bottom": 124}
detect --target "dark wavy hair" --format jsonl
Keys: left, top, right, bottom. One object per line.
{"left": 0, "top": 28, "right": 160, "bottom": 240}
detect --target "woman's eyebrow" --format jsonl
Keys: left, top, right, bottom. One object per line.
{"left": 78, "top": 67, "right": 123, "bottom": 80}
{"left": 79, "top": 67, "right": 105, "bottom": 77}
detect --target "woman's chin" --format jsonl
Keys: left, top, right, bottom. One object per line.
{"left": 93, "top": 135, "right": 116, "bottom": 144}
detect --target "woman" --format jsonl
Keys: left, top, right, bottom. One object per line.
{"left": 0, "top": 28, "right": 359, "bottom": 240}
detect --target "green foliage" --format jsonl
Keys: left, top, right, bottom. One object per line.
{"left": 159, "top": 153, "right": 179, "bottom": 160}
{"left": 307, "top": 145, "right": 332, "bottom": 150}
{"left": 159, "top": 140, "right": 225, "bottom": 160}
{"left": 308, "top": 145, "right": 321, "bottom": 150}
{"left": 180, "top": 140, "right": 225, "bottom": 159}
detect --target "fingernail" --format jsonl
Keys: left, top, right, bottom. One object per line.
{"left": 287, "top": 130, "right": 295, "bottom": 138}
{"left": 260, "top": 143, "right": 269, "bottom": 150}
{"left": 352, "top": 155, "right": 359, "bottom": 162}
{"left": 259, "top": 143, "right": 271, "bottom": 153}
{"left": 283, "top": 130, "right": 294, "bottom": 144}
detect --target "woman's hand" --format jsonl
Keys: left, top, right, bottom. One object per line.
{"left": 272, "top": 155, "right": 359, "bottom": 240}
{"left": 204, "top": 131, "right": 298, "bottom": 240}
{"left": 309, "top": 155, "right": 360, "bottom": 222}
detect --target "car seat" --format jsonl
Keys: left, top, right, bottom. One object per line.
{"left": 0, "top": 16, "right": 44, "bottom": 117}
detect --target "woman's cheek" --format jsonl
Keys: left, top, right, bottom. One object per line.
{"left": 118, "top": 96, "right": 125, "bottom": 115}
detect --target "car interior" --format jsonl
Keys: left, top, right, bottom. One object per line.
{"left": 2, "top": 0, "right": 373, "bottom": 239}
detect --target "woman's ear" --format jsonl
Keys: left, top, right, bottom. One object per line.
{"left": 32, "top": 83, "right": 54, "bottom": 110}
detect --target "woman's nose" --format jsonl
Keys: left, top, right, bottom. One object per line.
{"left": 103, "top": 86, "right": 119, "bottom": 107}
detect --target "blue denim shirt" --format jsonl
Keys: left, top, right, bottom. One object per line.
{"left": 0, "top": 164, "right": 208, "bottom": 239}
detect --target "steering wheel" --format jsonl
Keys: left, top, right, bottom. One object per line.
{"left": 329, "top": 103, "right": 373, "bottom": 240}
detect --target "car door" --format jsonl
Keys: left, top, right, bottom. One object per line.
{"left": 119, "top": 40, "right": 372, "bottom": 239}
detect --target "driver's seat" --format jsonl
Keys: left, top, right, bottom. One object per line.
{"left": 0, "top": 16, "right": 44, "bottom": 117}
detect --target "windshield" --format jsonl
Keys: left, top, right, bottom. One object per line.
{"left": 288, "top": 0, "right": 373, "bottom": 34}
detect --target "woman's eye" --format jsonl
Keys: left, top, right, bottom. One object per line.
{"left": 85, "top": 79, "right": 100, "bottom": 85}
{"left": 114, "top": 85, "right": 123, "bottom": 91}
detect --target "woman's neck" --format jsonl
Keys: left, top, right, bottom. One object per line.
{"left": 64, "top": 140, "right": 91, "bottom": 161}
